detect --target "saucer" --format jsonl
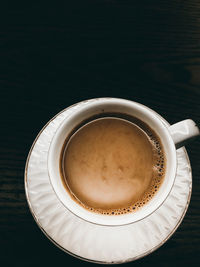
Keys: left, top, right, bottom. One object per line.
{"left": 25, "top": 99, "right": 192, "bottom": 264}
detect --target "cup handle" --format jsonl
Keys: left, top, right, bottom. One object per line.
{"left": 168, "top": 119, "right": 200, "bottom": 149}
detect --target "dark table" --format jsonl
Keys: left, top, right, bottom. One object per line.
{"left": 1, "top": 1, "right": 200, "bottom": 266}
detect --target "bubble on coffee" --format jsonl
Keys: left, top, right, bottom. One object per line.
{"left": 60, "top": 117, "right": 165, "bottom": 215}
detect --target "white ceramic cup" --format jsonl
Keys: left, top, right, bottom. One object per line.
{"left": 48, "top": 98, "right": 199, "bottom": 226}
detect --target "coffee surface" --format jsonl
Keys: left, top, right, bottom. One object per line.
{"left": 61, "top": 117, "right": 165, "bottom": 215}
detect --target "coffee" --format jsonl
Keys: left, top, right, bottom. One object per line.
{"left": 60, "top": 117, "right": 165, "bottom": 215}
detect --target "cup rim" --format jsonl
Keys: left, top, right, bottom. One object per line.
{"left": 48, "top": 98, "right": 177, "bottom": 226}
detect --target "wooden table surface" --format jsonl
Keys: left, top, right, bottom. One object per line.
{"left": 1, "top": 1, "right": 200, "bottom": 266}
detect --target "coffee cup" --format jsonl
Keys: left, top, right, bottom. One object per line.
{"left": 48, "top": 98, "right": 199, "bottom": 226}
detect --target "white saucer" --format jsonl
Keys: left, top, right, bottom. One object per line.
{"left": 25, "top": 99, "right": 192, "bottom": 264}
